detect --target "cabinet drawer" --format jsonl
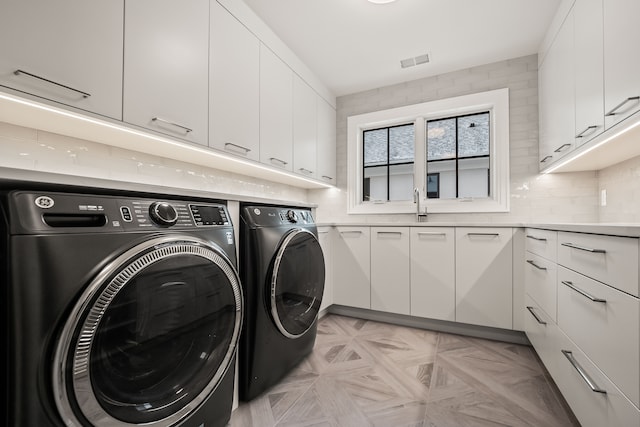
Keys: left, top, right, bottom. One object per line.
{"left": 524, "top": 294, "right": 562, "bottom": 380}
{"left": 557, "top": 232, "right": 639, "bottom": 297}
{"left": 557, "top": 266, "right": 639, "bottom": 407}
{"left": 524, "top": 252, "right": 557, "bottom": 322}
{"left": 525, "top": 228, "right": 558, "bottom": 261}
{"left": 554, "top": 329, "right": 640, "bottom": 427}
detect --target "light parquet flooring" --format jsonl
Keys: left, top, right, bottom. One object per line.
{"left": 229, "top": 314, "right": 579, "bottom": 427}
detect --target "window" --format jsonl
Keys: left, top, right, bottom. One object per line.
{"left": 347, "top": 88, "right": 509, "bottom": 214}
{"left": 426, "top": 112, "right": 490, "bottom": 199}
{"left": 363, "top": 124, "right": 414, "bottom": 202}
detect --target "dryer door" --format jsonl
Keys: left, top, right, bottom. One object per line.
{"left": 270, "top": 229, "right": 325, "bottom": 339}
{"left": 53, "top": 235, "right": 242, "bottom": 427}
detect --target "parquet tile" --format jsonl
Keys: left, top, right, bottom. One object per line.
{"left": 228, "top": 314, "right": 579, "bottom": 427}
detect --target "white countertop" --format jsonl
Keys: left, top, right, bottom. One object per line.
{"left": 318, "top": 222, "right": 640, "bottom": 238}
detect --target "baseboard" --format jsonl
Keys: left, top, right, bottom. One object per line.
{"left": 327, "top": 305, "right": 531, "bottom": 346}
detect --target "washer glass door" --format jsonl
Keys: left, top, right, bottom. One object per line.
{"left": 270, "top": 229, "right": 325, "bottom": 338}
{"left": 54, "top": 236, "right": 242, "bottom": 426}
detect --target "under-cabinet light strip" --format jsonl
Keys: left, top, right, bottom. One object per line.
{"left": 0, "top": 92, "right": 334, "bottom": 189}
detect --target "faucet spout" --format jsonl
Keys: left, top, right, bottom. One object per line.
{"left": 413, "top": 188, "right": 428, "bottom": 222}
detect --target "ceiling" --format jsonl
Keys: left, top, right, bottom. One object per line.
{"left": 241, "top": 0, "right": 561, "bottom": 97}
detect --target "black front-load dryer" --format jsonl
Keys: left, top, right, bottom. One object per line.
{"left": 1, "top": 188, "right": 243, "bottom": 427}
{"left": 239, "top": 204, "right": 325, "bottom": 401}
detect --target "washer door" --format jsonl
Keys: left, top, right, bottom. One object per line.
{"left": 270, "top": 229, "right": 325, "bottom": 339}
{"left": 53, "top": 235, "right": 243, "bottom": 426}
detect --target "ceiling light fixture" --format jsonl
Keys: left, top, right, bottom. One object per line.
{"left": 368, "top": 0, "right": 397, "bottom": 4}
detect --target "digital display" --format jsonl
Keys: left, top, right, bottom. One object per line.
{"left": 189, "top": 205, "right": 227, "bottom": 226}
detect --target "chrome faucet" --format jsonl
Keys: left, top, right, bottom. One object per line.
{"left": 413, "top": 188, "right": 428, "bottom": 222}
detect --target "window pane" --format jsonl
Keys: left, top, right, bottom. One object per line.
{"left": 458, "top": 157, "right": 490, "bottom": 198}
{"left": 389, "top": 163, "right": 414, "bottom": 201}
{"left": 427, "top": 159, "right": 456, "bottom": 199}
{"left": 458, "top": 112, "right": 489, "bottom": 157}
{"left": 427, "top": 118, "right": 456, "bottom": 161}
{"left": 389, "top": 125, "right": 414, "bottom": 165}
{"left": 364, "top": 129, "right": 387, "bottom": 166}
{"left": 363, "top": 165, "right": 387, "bottom": 201}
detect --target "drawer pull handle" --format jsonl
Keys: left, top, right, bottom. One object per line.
{"left": 526, "top": 306, "right": 547, "bottom": 325}
{"left": 321, "top": 175, "right": 334, "bottom": 181}
{"left": 561, "top": 242, "right": 606, "bottom": 253}
{"left": 377, "top": 231, "right": 402, "bottom": 235}
{"left": 561, "top": 281, "right": 606, "bottom": 303}
{"left": 224, "top": 142, "right": 251, "bottom": 154}
{"left": 561, "top": 350, "right": 607, "bottom": 394}
{"left": 605, "top": 96, "right": 640, "bottom": 116}
{"left": 540, "top": 155, "right": 553, "bottom": 163}
{"left": 299, "top": 168, "right": 314, "bottom": 175}
{"left": 151, "top": 117, "right": 193, "bottom": 134}
{"left": 417, "top": 232, "right": 447, "bottom": 236}
{"left": 317, "top": 230, "right": 329, "bottom": 234}
{"left": 526, "top": 235, "right": 547, "bottom": 242}
{"left": 14, "top": 69, "right": 91, "bottom": 98}
{"left": 269, "top": 157, "right": 288, "bottom": 167}
{"left": 554, "top": 143, "right": 572, "bottom": 153}
{"left": 340, "top": 230, "right": 362, "bottom": 235}
{"left": 526, "top": 260, "right": 547, "bottom": 271}
{"left": 575, "top": 125, "right": 598, "bottom": 138}
{"left": 467, "top": 233, "right": 499, "bottom": 237}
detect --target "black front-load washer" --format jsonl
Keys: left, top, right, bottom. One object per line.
{"left": 239, "top": 204, "right": 325, "bottom": 401}
{"left": 1, "top": 187, "right": 243, "bottom": 427}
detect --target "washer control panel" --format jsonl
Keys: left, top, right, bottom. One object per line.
{"left": 9, "top": 191, "right": 231, "bottom": 233}
{"left": 245, "top": 205, "right": 314, "bottom": 227}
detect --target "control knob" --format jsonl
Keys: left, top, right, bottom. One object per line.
{"left": 286, "top": 210, "right": 298, "bottom": 223}
{"left": 149, "top": 202, "right": 178, "bottom": 226}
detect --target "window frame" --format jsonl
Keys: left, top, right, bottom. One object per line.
{"left": 347, "top": 88, "right": 509, "bottom": 214}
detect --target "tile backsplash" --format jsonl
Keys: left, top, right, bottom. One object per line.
{"left": 309, "top": 54, "right": 610, "bottom": 224}
{"left": 0, "top": 121, "right": 308, "bottom": 203}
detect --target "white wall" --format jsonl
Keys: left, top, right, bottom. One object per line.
{"left": 0, "top": 120, "right": 308, "bottom": 202}
{"left": 309, "top": 54, "right": 601, "bottom": 224}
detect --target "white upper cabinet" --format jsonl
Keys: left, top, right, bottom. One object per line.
{"left": 316, "top": 97, "right": 337, "bottom": 185}
{"left": 603, "top": 0, "right": 640, "bottom": 128}
{"left": 210, "top": 1, "right": 260, "bottom": 160}
{"left": 574, "top": 0, "right": 604, "bottom": 146}
{"left": 0, "top": 0, "right": 123, "bottom": 120}
{"left": 123, "top": 0, "right": 209, "bottom": 145}
{"left": 293, "top": 75, "right": 318, "bottom": 178}
{"left": 259, "top": 44, "right": 293, "bottom": 171}
{"left": 538, "top": 11, "right": 575, "bottom": 168}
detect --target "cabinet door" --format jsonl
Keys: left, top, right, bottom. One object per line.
{"left": 0, "top": 0, "right": 123, "bottom": 120}
{"left": 538, "top": 13, "right": 576, "bottom": 168}
{"left": 371, "top": 227, "right": 410, "bottom": 315}
{"left": 260, "top": 44, "right": 293, "bottom": 171}
{"left": 574, "top": 0, "right": 604, "bottom": 146}
{"left": 123, "top": 0, "right": 209, "bottom": 145}
{"left": 333, "top": 227, "right": 370, "bottom": 309}
{"left": 317, "top": 98, "right": 337, "bottom": 185}
{"left": 210, "top": 1, "right": 259, "bottom": 160}
{"left": 603, "top": 0, "right": 640, "bottom": 129}
{"left": 318, "top": 227, "right": 333, "bottom": 312}
{"left": 455, "top": 228, "right": 513, "bottom": 329}
{"left": 293, "top": 75, "right": 317, "bottom": 178}
{"left": 410, "top": 228, "right": 455, "bottom": 321}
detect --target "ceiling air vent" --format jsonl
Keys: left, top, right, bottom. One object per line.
{"left": 400, "top": 53, "right": 430, "bottom": 69}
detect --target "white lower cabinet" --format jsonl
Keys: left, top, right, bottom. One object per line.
{"left": 333, "top": 227, "right": 370, "bottom": 309}
{"left": 554, "top": 328, "right": 640, "bottom": 427}
{"left": 525, "top": 228, "right": 640, "bottom": 426}
{"left": 317, "top": 226, "right": 333, "bottom": 312}
{"left": 370, "top": 227, "right": 410, "bottom": 315}
{"left": 410, "top": 228, "right": 455, "bottom": 321}
{"left": 455, "top": 228, "right": 513, "bottom": 329}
